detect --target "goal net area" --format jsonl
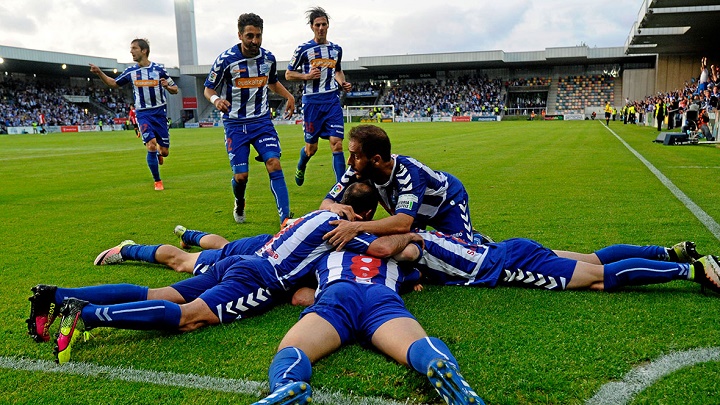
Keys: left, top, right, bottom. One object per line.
{"left": 345, "top": 105, "right": 395, "bottom": 123}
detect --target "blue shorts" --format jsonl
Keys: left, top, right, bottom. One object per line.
{"left": 300, "top": 281, "right": 415, "bottom": 346}
{"left": 138, "top": 106, "right": 170, "bottom": 148}
{"left": 224, "top": 120, "right": 281, "bottom": 174}
{"left": 303, "top": 102, "right": 345, "bottom": 144}
{"left": 194, "top": 234, "right": 273, "bottom": 276}
{"left": 499, "top": 238, "right": 576, "bottom": 290}
{"left": 171, "top": 255, "right": 278, "bottom": 323}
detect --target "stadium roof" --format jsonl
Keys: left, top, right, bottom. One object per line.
{"left": 624, "top": 0, "right": 720, "bottom": 57}
{"left": 0, "top": 45, "right": 180, "bottom": 78}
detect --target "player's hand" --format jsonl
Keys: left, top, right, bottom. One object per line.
{"left": 284, "top": 96, "right": 296, "bottom": 119}
{"left": 290, "top": 287, "right": 316, "bottom": 307}
{"left": 213, "top": 97, "right": 230, "bottom": 113}
{"left": 89, "top": 64, "right": 101, "bottom": 75}
{"left": 327, "top": 203, "right": 362, "bottom": 221}
{"left": 324, "top": 220, "right": 361, "bottom": 251}
{"left": 341, "top": 81, "right": 352, "bottom": 92}
{"left": 413, "top": 283, "right": 424, "bottom": 292}
{"left": 306, "top": 67, "right": 321, "bottom": 80}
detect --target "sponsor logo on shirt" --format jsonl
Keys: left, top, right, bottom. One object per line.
{"left": 234, "top": 77, "right": 268, "bottom": 88}
{"left": 329, "top": 183, "right": 344, "bottom": 198}
{"left": 396, "top": 194, "right": 418, "bottom": 211}
{"left": 311, "top": 58, "right": 337, "bottom": 69}
{"left": 134, "top": 79, "right": 159, "bottom": 87}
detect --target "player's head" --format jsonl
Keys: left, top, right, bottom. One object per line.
{"left": 130, "top": 38, "right": 150, "bottom": 62}
{"left": 340, "top": 181, "right": 378, "bottom": 221}
{"left": 306, "top": 7, "right": 329, "bottom": 42}
{"left": 238, "top": 13, "right": 263, "bottom": 57}
{"left": 347, "top": 124, "right": 392, "bottom": 179}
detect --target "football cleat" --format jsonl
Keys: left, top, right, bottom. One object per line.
{"left": 427, "top": 359, "right": 485, "bottom": 405}
{"left": 295, "top": 168, "right": 305, "bottom": 186}
{"left": 154, "top": 180, "right": 164, "bottom": 191}
{"left": 54, "top": 298, "right": 89, "bottom": 364}
{"left": 694, "top": 255, "right": 720, "bottom": 294}
{"left": 94, "top": 240, "right": 136, "bottom": 265}
{"left": 174, "top": 225, "right": 191, "bottom": 249}
{"left": 26, "top": 284, "right": 59, "bottom": 343}
{"left": 251, "top": 381, "right": 312, "bottom": 405}
{"left": 670, "top": 241, "right": 702, "bottom": 263}
{"left": 234, "top": 200, "right": 246, "bottom": 224}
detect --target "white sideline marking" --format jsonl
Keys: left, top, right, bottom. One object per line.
{"left": 586, "top": 347, "right": 720, "bottom": 404}
{"left": 0, "top": 356, "right": 414, "bottom": 405}
{"left": 603, "top": 124, "right": 720, "bottom": 241}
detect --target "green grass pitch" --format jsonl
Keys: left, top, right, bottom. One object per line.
{"left": 2, "top": 120, "right": 720, "bottom": 404}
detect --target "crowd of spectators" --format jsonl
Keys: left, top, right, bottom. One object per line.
{"left": 380, "top": 75, "right": 504, "bottom": 118}
{"left": 621, "top": 57, "right": 719, "bottom": 131}
{"left": 0, "top": 76, "right": 131, "bottom": 130}
{"left": 506, "top": 76, "right": 551, "bottom": 87}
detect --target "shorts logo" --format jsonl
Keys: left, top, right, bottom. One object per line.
{"left": 329, "top": 183, "right": 344, "bottom": 198}
{"left": 396, "top": 194, "right": 418, "bottom": 211}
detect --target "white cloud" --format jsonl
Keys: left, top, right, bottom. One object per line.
{"left": 0, "top": 0, "right": 644, "bottom": 67}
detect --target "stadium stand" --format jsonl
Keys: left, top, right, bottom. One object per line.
{"left": 0, "top": 74, "right": 132, "bottom": 128}
{"left": 555, "top": 75, "right": 614, "bottom": 114}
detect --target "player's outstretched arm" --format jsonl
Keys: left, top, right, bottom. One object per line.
{"left": 89, "top": 64, "right": 119, "bottom": 89}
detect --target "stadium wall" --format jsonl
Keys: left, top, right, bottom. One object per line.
{"left": 656, "top": 55, "right": 701, "bottom": 94}
{"left": 622, "top": 69, "right": 655, "bottom": 104}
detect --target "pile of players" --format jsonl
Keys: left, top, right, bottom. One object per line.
{"left": 27, "top": 7, "right": 720, "bottom": 405}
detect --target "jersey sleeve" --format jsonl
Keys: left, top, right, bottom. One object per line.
{"left": 267, "top": 54, "right": 278, "bottom": 85}
{"left": 335, "top": 45, "right": 343, "bottom": 72}
{"left": 204, "top": 54, "right": 227, "bottom": 90}
{"left": 342, "top": 232, "right": 378, "bottom": 254}
{"left": 324, "top": 167, "right": 358, "bottom": 202}
{"left": 114, "top": 66, "right": 133, "bottom": 87}
{"left": 287, "top": 45, "right": 304, "bottom": 72}
{"left": 394, "top": 163, "right": 426, "bottom": 218}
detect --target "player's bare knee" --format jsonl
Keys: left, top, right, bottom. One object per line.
{"left": 234, "top": 173, "right": 249, "bottom": 183}
{"left": 265, "top": 158, "right": 282, "bottom": 172}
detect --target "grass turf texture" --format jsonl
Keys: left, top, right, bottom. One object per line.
{"left": 2, "top": 120, "right": 720, "bottom": 404}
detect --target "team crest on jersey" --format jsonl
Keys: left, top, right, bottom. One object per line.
{"left": 329, "top": 49, "right": 338, "bottom": 58}
{"left": 259, "top": 62, "right": 271, "bottom": 75}
{"left": 329, "top": 183, "right": 344, "bottom": 198}
{"left": 396, "top": 194, "right": 418, "bottom": 211}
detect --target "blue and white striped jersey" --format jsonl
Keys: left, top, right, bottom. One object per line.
{"left": 315, "top": 251, "right": 417, "bottom": 295}
{"left": 255, "top": 210, "right": 378, "bottom": 290}
{"left": 204, "top": 45, "right": 278, "bottom": 123}
{"left": 415, "top": 230, "right": 504, "bottom": 287}
{"left": 287, "top": 40, "right": 343, "bottom": 104}
{"left": 115, "top": 62, "right": 174, "bottom": 111}
{"left": 327, "top": 155, "right": 469, "bottom": 233}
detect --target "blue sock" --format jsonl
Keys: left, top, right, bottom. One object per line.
{"left": 297, "top": 147, "right": 310, "bottom": 170}
{"left": 81, "top": 300, "right": 181, "bottom": 330}
{"left": 182, "top": 229, "right": 208, "bottom": 247}
{"left": 269, "top": 170, "right": 291, "bottom": 222}
{"left": 268, "top": 347, "right": 312, "bottom": 391}
{"left": 147, "top": 151, "right": 160, "bottom": 181}
{"left": 231, "top": 177, "right": 247, "bottom": 202}
{"left": 595, "top": 244, "right": 668, "bottom": 264}
{"left": 120, "top": 244, "right": 161, "bottom": 263}
{"left": 332, "top": 151, "right": 346, "bottom": 183}
{"left": 407, "top": 336, "right": 459, "bottom": 374}
{"left": 603, "top": 259, "right": 690, "bottom": 291}
{"left": 56, "top": 284, "right": 149, "bottom": 305}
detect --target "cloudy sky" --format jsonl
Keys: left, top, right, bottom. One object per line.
{"left": 1, "top": 0, "right": 643, "bottom": 67}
